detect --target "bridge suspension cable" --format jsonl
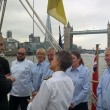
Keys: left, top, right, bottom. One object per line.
{"left": 0, "top": 0, "right": 7, "bottom": 32}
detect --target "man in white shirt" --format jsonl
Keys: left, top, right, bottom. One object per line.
{"left": 9, "top": 48, "right": 33, "bottom": 110}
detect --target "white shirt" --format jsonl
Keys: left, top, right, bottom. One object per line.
{"left": 10, "top": 59, "right": 33, "bottom": 96}
{"left": 28, "top": 71, "right": 74, "bottom": 110}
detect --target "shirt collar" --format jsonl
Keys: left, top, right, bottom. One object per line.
{"left": 52, "top": 71, "right": 65, "bottom": 77}
{"left": 71, "top": 64, "right": 83, "bottom": 72}
{"left": 37, "top": 60, "right": 46, "bottom": 66}
{"left": 107, "top": 67, "right": 110, "bottom": 74}
{"left": 16, "top": 59, "right": 26, "bottom": 63}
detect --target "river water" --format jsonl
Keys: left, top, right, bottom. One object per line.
{"left": 5, "top": 54, "right": 106, "bottom": 109}
{"left": 82, "top": 54, "right": 106, "bottom": 77}
{"left": 5, "top": 54, "right": 107, "bottom": 78}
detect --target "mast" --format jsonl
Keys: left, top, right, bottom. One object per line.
{"left": 32, "top": 0, "right": 34, "bottom": 62}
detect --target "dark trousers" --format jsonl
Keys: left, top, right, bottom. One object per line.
{"left": 9, "top": 95, "right": 30, "bottom": 110}
{"left": 69, "top": 102, "right": 88, "bottom": 110}
{"left": 0, "top": 95, "right": 9, "bottom": 110}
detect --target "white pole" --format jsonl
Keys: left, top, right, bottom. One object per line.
{"left": 32, "top": 0, "right": 34, "bottom": 62}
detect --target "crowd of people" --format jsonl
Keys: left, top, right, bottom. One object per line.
{"left": 0, "top": 34, "right": 110, "bottom": 110}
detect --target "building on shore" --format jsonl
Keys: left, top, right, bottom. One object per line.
{"left": 4, "top": 31, "right": 19, "bottom": 56}
{"left": 19, "top": 33, "right": 47, "bottom": 55}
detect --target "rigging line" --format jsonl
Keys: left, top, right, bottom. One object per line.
{"left": 0, "top": 0, "right": 7, "bottom": 32}
{"left": 25, "top": 0, "right": 62, "bottom": 51}
{"left": 26, "top": 0, "right": 61, "bottom": 50}
{"left": 19, "top": 0, "right": 58, "bottom": 50}
{"left": 0, "top": 0, "right": 3, "bottom": 11}
{"left": 32, "top": 0, "right": 34, "bottom": 62}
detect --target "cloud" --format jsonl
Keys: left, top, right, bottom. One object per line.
{"left": 1, "top": 0, "right": 110, "bottom": 49}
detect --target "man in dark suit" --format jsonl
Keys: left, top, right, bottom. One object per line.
{"left": 0, "top": 33, "right": 15, "bottom": 110}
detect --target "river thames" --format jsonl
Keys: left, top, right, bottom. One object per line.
{"left": 5, "top": 53, "right": 106, "bottom": 78}
{"left": 5, "top": 53, "right": 106, "bottom": 110}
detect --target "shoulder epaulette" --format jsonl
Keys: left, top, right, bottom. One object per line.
{"left": 43, "top": 75, "right": 52, "bottom": 80}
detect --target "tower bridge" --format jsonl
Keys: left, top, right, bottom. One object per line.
{"left": 64, "top": 22, "right": 110, "bottom": 50}
{"left": 1, "top": 0, "right": 110, "bottom": 51}
{"left": 71, "top": 29, "right": 107, "bottom": 35}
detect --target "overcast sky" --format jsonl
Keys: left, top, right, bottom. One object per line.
{"left": 1, "top": 0, "right": 110, "bottom": 49}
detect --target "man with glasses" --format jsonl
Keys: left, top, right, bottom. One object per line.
{"left": 9, "top": 48, "right": 33, "bottom": 110}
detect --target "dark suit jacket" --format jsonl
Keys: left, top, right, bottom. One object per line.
{"left": 0, "top": 57, "right": 12, "bottom": 110}
{"left": 0, "top": 56, "right": 10, "bottom": 75}
{"left": 0, "top": 74, "right": 12, "bottom": 110}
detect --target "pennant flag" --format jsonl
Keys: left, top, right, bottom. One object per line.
{"left": 47, "top": 0, "right": 67, "bottom": 25}
{"left": 59, "top": 25, "right": 62, "bottom": 48}
{"left": 92, "top": 54, "right": 98, "bottom": 110}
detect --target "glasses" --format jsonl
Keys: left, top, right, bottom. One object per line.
{"left": 17, "top": 52, "right": 25, "bottom": 56}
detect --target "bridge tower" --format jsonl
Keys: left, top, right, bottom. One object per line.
{"left": 64, "top": 22, "right": 73, "bottom": 50}
{"left": 107, "top": 22, "right": 110, "bottom": 47}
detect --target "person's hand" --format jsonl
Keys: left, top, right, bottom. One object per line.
{"left": 27, "top": 98, "right": 33, "bottom": 103}
{"left": 27, "top": 91, "right": 37, "bottom": 103}
{"left": 69, "top": 103, "right": 74, "bottom": 109}
{"left": 5, "top": 74, "right": 16, "bottom": 82}
{"left": 32, "top": 91, "right": 37, "bottom": 98}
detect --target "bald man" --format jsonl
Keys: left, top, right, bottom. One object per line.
{"left": 97, "top": 48, "right": 110, "bottom": 110}
{"left": 9, "top": 48, "right": 33, "bottom": 110}
{"left": 0, "top": 34, "right": 15, "bottom": 110}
